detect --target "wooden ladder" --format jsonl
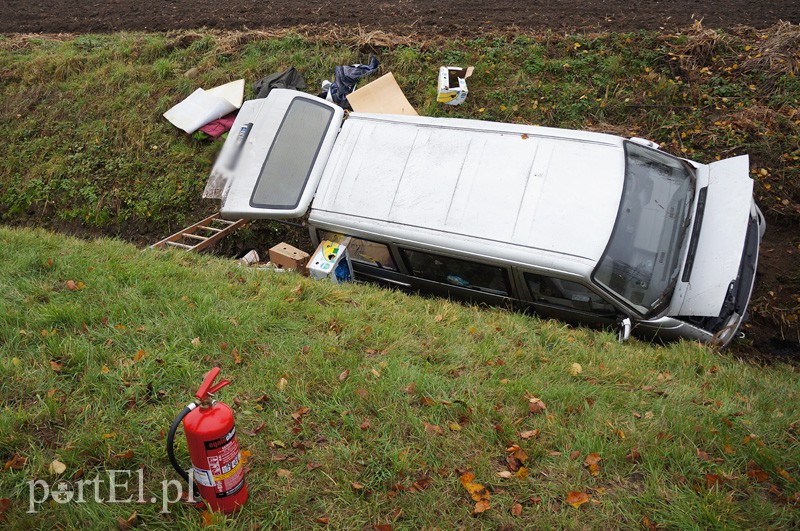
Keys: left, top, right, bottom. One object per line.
{"left": 150, "top": 213, "right": 247, "bottom": 252}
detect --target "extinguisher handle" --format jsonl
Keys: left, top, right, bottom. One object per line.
{"left": 195, "top": 367, "right": 231, "bottom": 400}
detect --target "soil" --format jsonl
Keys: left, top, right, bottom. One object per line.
{"left": 1, "top": 0, "right": 799, "bottom": 35}
{"left": 1, "top": 1, "right": 798, "bottom": 361}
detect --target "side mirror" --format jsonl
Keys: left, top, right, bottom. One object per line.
{"left": 617, "top": 318, "right": 632, "bottom": 343}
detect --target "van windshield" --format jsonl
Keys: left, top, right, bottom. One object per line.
{"left": 592, "top": 142, "right": 695, "bottom": 317}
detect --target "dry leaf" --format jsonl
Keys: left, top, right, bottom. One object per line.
{"left": 277, "top": 377, "right": 288, "bottom": 391}
{"left": 360, "top": 419, "right": 371, "bottom": 430}
{"left": 511, "top": 502, "right": 523, "bottom": 517}
{"left": 424, "top": 422, "right": 443, "bottom": 436}
{"left": 351, "top": 482, "right": 365, "bottom": 490}
{"left": 49, "top": 460, "right": 66, "bottom": 475}
{"left": 747, "top": 464, "right": 769, "bottom": 483}
{"left": 570, "top": 450, "right": 581, "bottom": 460}
{"left": 200, "top": 509, "right": 216, "bottom": 527}
{"left": 133, "top": 350, "right": 146, "bottom": 363}
{"left": 50, "top": 360, "right": 63, "bottom": 372}
{"left": 528, "top": 397, "right": 547, "bottom": 414}
{"left": 566, "top": 491, "right": 591, "bottom": 508}
{"left": 66, "top": 280, "right": 77, "bottom": 290}
{"left": 584, "top": 453, "right": 601, "bottom": 476}
{"left": 355, "top": 387, "right": 369, "bottom": 400}
{"left": 338, "top": 369, "right": 350, "bottom": 381}
{"left": 316, "top": 516, "right": 330, "bottom": 525}
{"left": 101, "top": 365, "right": 110, "bottom": 374}
{"left": 116, "top": 510, "right": 138, "bottom": 530}
{"left": 232, "top": 348, "right": 242, "bottom": 365}
{"left": 459, "top": 472, "right": 490, "bottom": 502}
{"left": 113, "top": 450, "right": 134, "bottom": 459}
{"left": 448, "top": 422, "right": 462, "bottom": 432}
{"left": 516, "top": 467, "right": 529, "bottom": 479}
{"left": 569, "top": 363, "right": 583, "bottom": 376}
{"left": 625, "top": 448, "right": 641, "bottom": 463}
{"left": 705, "top": 473, "right": 723, "bottom": 488}
{"left": 497, "top": 471, "right": 513, "bottom": 479}
{"left": 520, "top": 429, "right": 539, "bottom": 440}
{"left": 412, "top": 476, "right": 432, "bottom": 491}
{"left": 191, "top": 337, "right": 201, "bottom": 347}
{"left": 403, "top": 382, "right": 417, "bottom": 394}
{"left": 102, "top": 432, "right": 117, "bottom": 439}
{"left": 4, "top": 454, "right": 26, "bottom": 471}
{"left": 276, "top": 468, "right": 292, "bottom": 479}
{"left": 473, "top": 500, "right": 491, "bottom": 514}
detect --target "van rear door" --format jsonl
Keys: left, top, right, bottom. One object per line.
{"left": 204, "top": 89, "right": 344, "bottom": 219}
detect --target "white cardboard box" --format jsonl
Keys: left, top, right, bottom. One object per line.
{"left": 437, "top": 66, "right": 474, "bottom": 106}
{"left": 306, "top": 240, "right": 353, "bottom": 283}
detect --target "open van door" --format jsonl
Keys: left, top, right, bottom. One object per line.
{"left": 203, "top": 89, "right": 344, "bottom": 219}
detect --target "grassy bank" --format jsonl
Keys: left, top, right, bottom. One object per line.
{"left": 0, "top": 25, "right": 798, "bottom": 238}
{"left": 0, "top": 226, "right": 798, "bottom": 528}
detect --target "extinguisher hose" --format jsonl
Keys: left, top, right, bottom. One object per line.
{"left": 167, "top": 402, "right": 197, "bottom": 485}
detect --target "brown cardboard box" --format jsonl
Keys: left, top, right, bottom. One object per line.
{"left": 268, "top": 243, "right": 310, "bottom": 273}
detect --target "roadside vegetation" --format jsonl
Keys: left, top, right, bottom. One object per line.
{"left": 0, "top": 23, "right": 799, "bottom": 528}
{"left": 0, "top": 226, "right": 798, "bottom": 528}
{"left": 0, "top": 22, "right": 798, "bottom": 339}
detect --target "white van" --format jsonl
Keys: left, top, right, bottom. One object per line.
{"left": 204, "top": 89, "right": 764, "bottom": 347}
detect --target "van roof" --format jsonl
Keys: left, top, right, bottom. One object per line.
{"left": 311, "top": 113, "right": 626, "bottom": 272}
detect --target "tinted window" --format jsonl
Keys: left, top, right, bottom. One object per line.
{"left": 319, "top": 231, "right": 398, "bottom": 271}
{"left": 250, "top": 98, "right": 335, "bottom": 209}
{"left": 525, "top": 273, "right": 616, "bottom": 314}
{"left": 401, "top": 249, "right": 509, "bottom": 296}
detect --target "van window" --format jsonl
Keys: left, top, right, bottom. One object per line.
{"left": 319, "top": 231, "right": 398, "bottom": 271}
{"left": 401, "top": 249, "right": 509, "bottom": 296}
{"left": 525, "top": 273, "right": 616, "bottom": 314}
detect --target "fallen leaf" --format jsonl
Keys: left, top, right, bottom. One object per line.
{"left": 776, "top": 467, "right": 794, "bottom": 482}
{"left": 200, "top": 509, "right": 216, "bottom": 527}
{"left": 528, "top": 397, "right": 547, "bottom": 414}
{"left": 569, "top": 363, "right": 583, "bottom": 376}
{"left": 351, "top": 482, "right": 365, "bottom": 490}
{"left": 355, "top": 387, "right": 369, "bottom": 400}
{"left": 747, "top": 463, "right": 769, "bottom": 483}
{"left": 569, "top": 450, "right": 581, "bottom": 460}
{"left": 276, "top": 468, "right": 292, "bottom": 479}
{"left": 520, "top": 429, "right": 539, "bottom": 440}
{"left": 101, "top": 365, "right": 110, "bottom": 374}
{"left": 497, "top": 471, "right": 513, "bottom": 479}
{"left": 49, "top": 460, "right": 66, "bottom": 475}
{"left": 403, "top": 382, "right": 417, "bottom": 394}
{"left": 232, "top": 348, "right": 242, "bottom": 365}
{"left": 316, "top": 516, "right": 330, "bottom": 525}
{"left": 511, "top": 502, "right": 523, "bottom": 517}
{"left": 460, "top": 472, "right": 490, "bottom": 503}
{"left": 277, "top": 377, "right": 288, "bottom": 391}
{"left": 113, "top": 450, "right": 134, "bottom": 459}
{"left": 66, "top": 280, "right": 77, "bottom": 290}
{"left": 0, "top": 497, "right": 11, "bottom": 518}
{"left": 133, "top": 349, "right": 146, "bottom": 363}
{"left": 50, "top": 360, "right": 63, "bottom": 372}
{"left": 584, "top": 453, "right": 601, "bottom": 476}
{"left": 191, "top": 337, "right": 201, "bottom": 347}
{"left": 360, "top": 419, "right": 371, "bottom": 430}
{"left": 3, "top": 454, "right": 26, "bottom": 471}
{"left": 516, "top": 467, "right": 529, "bottom": 479}
{"left": 696, "top": 448, "right": 712, "bottom": 462}
{"left": 102, "top": 432, "right": 117, "bottom": 439}
{"left": 374, "top": 525, "right": 392, "bottom": 531}
{"left": 473, "top": 500, "right": 491, "bottom": 514}
{"left": 424, "top": 422, "right": 443, "bottom": 436}
{"left": 338, "top": 369, "right": 350, "bottom": 381}
{"left": 412, "top": 475, "right": 432, "bottom": 491}
{"left": 566, "top": 491, "right": 591, "bottom": 508}
{"left": 371, "top": 369, "right": 381, "bottom": 379}
{"left": 705, "top": 473, "right": 723, "bottom": 488}
{"left": 625, "top": 448, "right": 641, "bottom": 463}
{"left": 448, "top": 422, "right": 461, "bottom": 432}
{"left": 116, "top": 510, "right": 138, "bottom": 530}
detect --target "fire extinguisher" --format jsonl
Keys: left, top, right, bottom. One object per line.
{"left": 167, "top": 367, "right": 248, "bottom": 513}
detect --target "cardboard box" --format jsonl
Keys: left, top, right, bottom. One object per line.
{"left": 347, "top": 72, "right": 418, "bottom": 116}
{"left": 437, "top": 66, "right": 474, "bottom": 106}
{"left": 306, "top": 240, "right": 353, "bottom": 283}
{"left": 268, "top": 243, "right": 310, "bottom": 273}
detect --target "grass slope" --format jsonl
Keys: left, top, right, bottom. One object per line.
{"left": 0, "top": 226, "right": 798, "bottom": 528}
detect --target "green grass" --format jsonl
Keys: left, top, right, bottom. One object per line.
{"left": 0, "top": 226, "right": 798, "bottom": 528}
{"left": 0, "top": 27, "right": 798, "bottom": 238}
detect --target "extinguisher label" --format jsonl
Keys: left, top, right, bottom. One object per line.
{"left": 191, "top": 467, "right": 215, "bottom": 488}
{"left": 204, "top": 426, "right": 245, "bottom": 498}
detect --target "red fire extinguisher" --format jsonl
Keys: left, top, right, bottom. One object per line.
{"left": 167, "top": 367, "right": 248, "bottom": 513}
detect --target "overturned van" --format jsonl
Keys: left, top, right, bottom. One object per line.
{"left": 204, "top": 89, "right": 764, "bottom": 347}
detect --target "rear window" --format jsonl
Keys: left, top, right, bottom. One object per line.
{"left": 250, "top": 98, "right": 335, "bottom": 209}
{"left": 401, "top": 249, "right": 509, "bottom": 296}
